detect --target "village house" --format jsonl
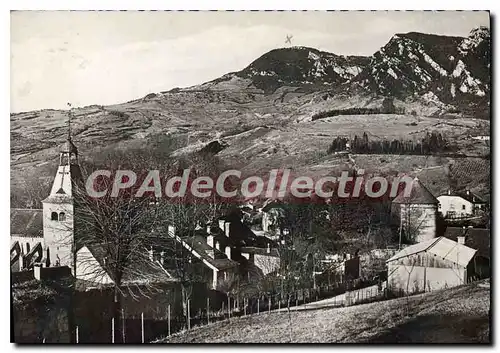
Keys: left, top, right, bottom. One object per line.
{"left": 240, "top": 244, "right": 280, "bottom": 279}
{"left": 165, "top": 223, "right": 239, "bottom": 290}
{"left": 386, "top": 236, "right": 487, "bottom": 295}
{"left": 392, "top": 177, "right": 438, "bottom": 243}
{"left": 437, "top": 189, "right": 487, "bottom": 219}
{"left": 164, "top": 213, "right": 282, "bottom": 289}
{"left": 443, "top": 226, "right": 490, "bottom": 278}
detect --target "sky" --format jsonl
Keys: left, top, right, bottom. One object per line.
{"left": 11, "top": 11, "right": 490, "bottom": 112}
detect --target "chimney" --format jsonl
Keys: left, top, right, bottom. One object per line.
{"left": 224, "top": 222, "right": 230, "bottom": 238}
{"left": 160, "top": 251, "right": 165, "bottom": 266}
{"left": 206, "top": 224, "right": 211, "bottom": 234}
{"left": 266, "top": 243, "right": 271, "bottom": 254}
{"left": 466, "top": 189, "right": 470, "bottom": 196}
{"left": 457, "top": 236, "right": 465, "bottom": 245}
{"left": 225, "top": 246, "right": 231, "bottom": 260}
{"left": 207, "top": 234, "right": 214, "bottom": 248}
{"left": 448, "top": 189, "right": 451, "bottom": 195}
{"left": 218, "top": 220, "right": 225, "bottom": 232}
{"left": 148, "top": 247, "right": 154, "bottom": 262}
{"left": 168, "top": 225, "right": 175, "bottom": 237}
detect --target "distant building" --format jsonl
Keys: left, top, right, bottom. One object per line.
{"left": 437, "top": 189, "right": 487, "bottom": 219}
{"left": 471, "top": 135, "right": 490, "bottom": 141}
{"left": 392, "top": 177, "right": 438, "bottom": 243}
{"left": 386, "top": 236, "right": 485, "bottom": 294}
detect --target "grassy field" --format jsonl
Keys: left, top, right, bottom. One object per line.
{"left": 157, "top": 281, "right": 490, "bottom": 343}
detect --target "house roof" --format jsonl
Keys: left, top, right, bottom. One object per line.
{"left": 443, "top": 227, "right": 490, "bottom": 259}
{"left": 180, "top": 235, "right": 238, "bottom": 271}
{"left": 438, "top": 191, "right": 487, "bottom": 204}
{"left": 10, "top": 208, "right": 44, "bottom": 238}
{"left": 392, "top": 178, "right": 438, "bottom": 205}
{"left": 83, "top": 244, "right": 177, "bottom": 285}
{"left": 240, "top": 246, "right": 280, "bottom": 257}
{"left": 386, "top": 236, "right": 477, "bottom": 267}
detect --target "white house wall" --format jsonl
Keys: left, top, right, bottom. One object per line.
{"left": 388, "top": 262, "right": 467, "bottom": 294}
{"left": 437, "top": 195, "right": 474, "bottom": 218}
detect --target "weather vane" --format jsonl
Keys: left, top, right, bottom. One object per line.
{"left": 285, "top": 34, "right": 293, "bottom": 46}
{"left": 67, "top": 102, "right": 72, "bottom": 140}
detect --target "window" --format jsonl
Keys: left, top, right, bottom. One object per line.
{"left": 59, "top": 212, "right": 66, "bottom": 221}
{"left": 26, "top": 243, "right": 30, "bottom": 253}
{"left": 51, "top": 212, "right": 58, "bottom": 221}
{"left": 462, "top": 205, "right": 466, "bottom": 210}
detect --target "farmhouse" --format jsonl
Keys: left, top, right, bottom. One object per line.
{"left": 437, "top": 189, "right": 487, "bottom": 219}
{"left": 392, "top": 177, "right": 438, "bottom": 243}
{"left": 386, "top": 236, "right": 486, "bottom": 294}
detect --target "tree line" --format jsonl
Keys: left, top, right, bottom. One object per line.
{"left": 327, "top": 131, "right": 452, "bottom": 155}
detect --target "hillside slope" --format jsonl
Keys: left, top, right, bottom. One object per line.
{"left": 10, "top": 27, "right": 491, "bottom": 204}
{"left": 158, "top": 281, "right": 490, "bottom": 343}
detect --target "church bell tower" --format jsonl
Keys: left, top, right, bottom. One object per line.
{"left": 42, "top": 105, "right": 82, "bottom": 272}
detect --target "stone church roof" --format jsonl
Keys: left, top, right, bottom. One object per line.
{"left": 10, "top": 208, "right": 43, "bottom": 238}
{"left": 392, "top": 177, "right": 438, "bottom": 205}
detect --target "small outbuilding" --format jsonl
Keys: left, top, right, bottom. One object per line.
{"left": 386, "top": 236, "right": 482, "bottom": 294}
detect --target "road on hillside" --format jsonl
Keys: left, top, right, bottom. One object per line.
{"left": 274, "top": 284, "right": 382, "bottom": 312}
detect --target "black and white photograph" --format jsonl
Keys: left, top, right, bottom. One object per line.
{"left": 9, "top": 9, "right": 491, "bottom": 344}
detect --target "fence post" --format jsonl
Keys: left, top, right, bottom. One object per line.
{"left": 244, "top": 298, "right": 247, "bottom": 316}
{"left": 207, "top": 298, "right": 210, "bottom": 324}
{"left": 167, "top": 305, "right": 171, "bottom": 336}
{"left": 295, "top": 291, "right": 298, "bottom": 307}
{"left": 76, "top": 326, "right": 79, "bottom": 344}
{"left": 228, "top": 296, "right": 231, "bottom": 319}
{"left": 122, "top": 308, "right": 126, "bottom": 343}
{"left": 141, "top": 312, "right": 144, "bottom": 343}
{"left": 257, "top": 298, "right": 260, "bottom": 314}
{"left": 111, "top": 317, "right": 115, "bottom": 343}
{"left": 268, "top": 296, "right": 271, "bottom": 314}
{"left": 187, "top": 300, "right": 191, "bottom": 330}
{"left": 278, "top": 295, "right": 281, "bottom": 311}
{"left": 222, "top": 301, "right": 225, "bottom": 319}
